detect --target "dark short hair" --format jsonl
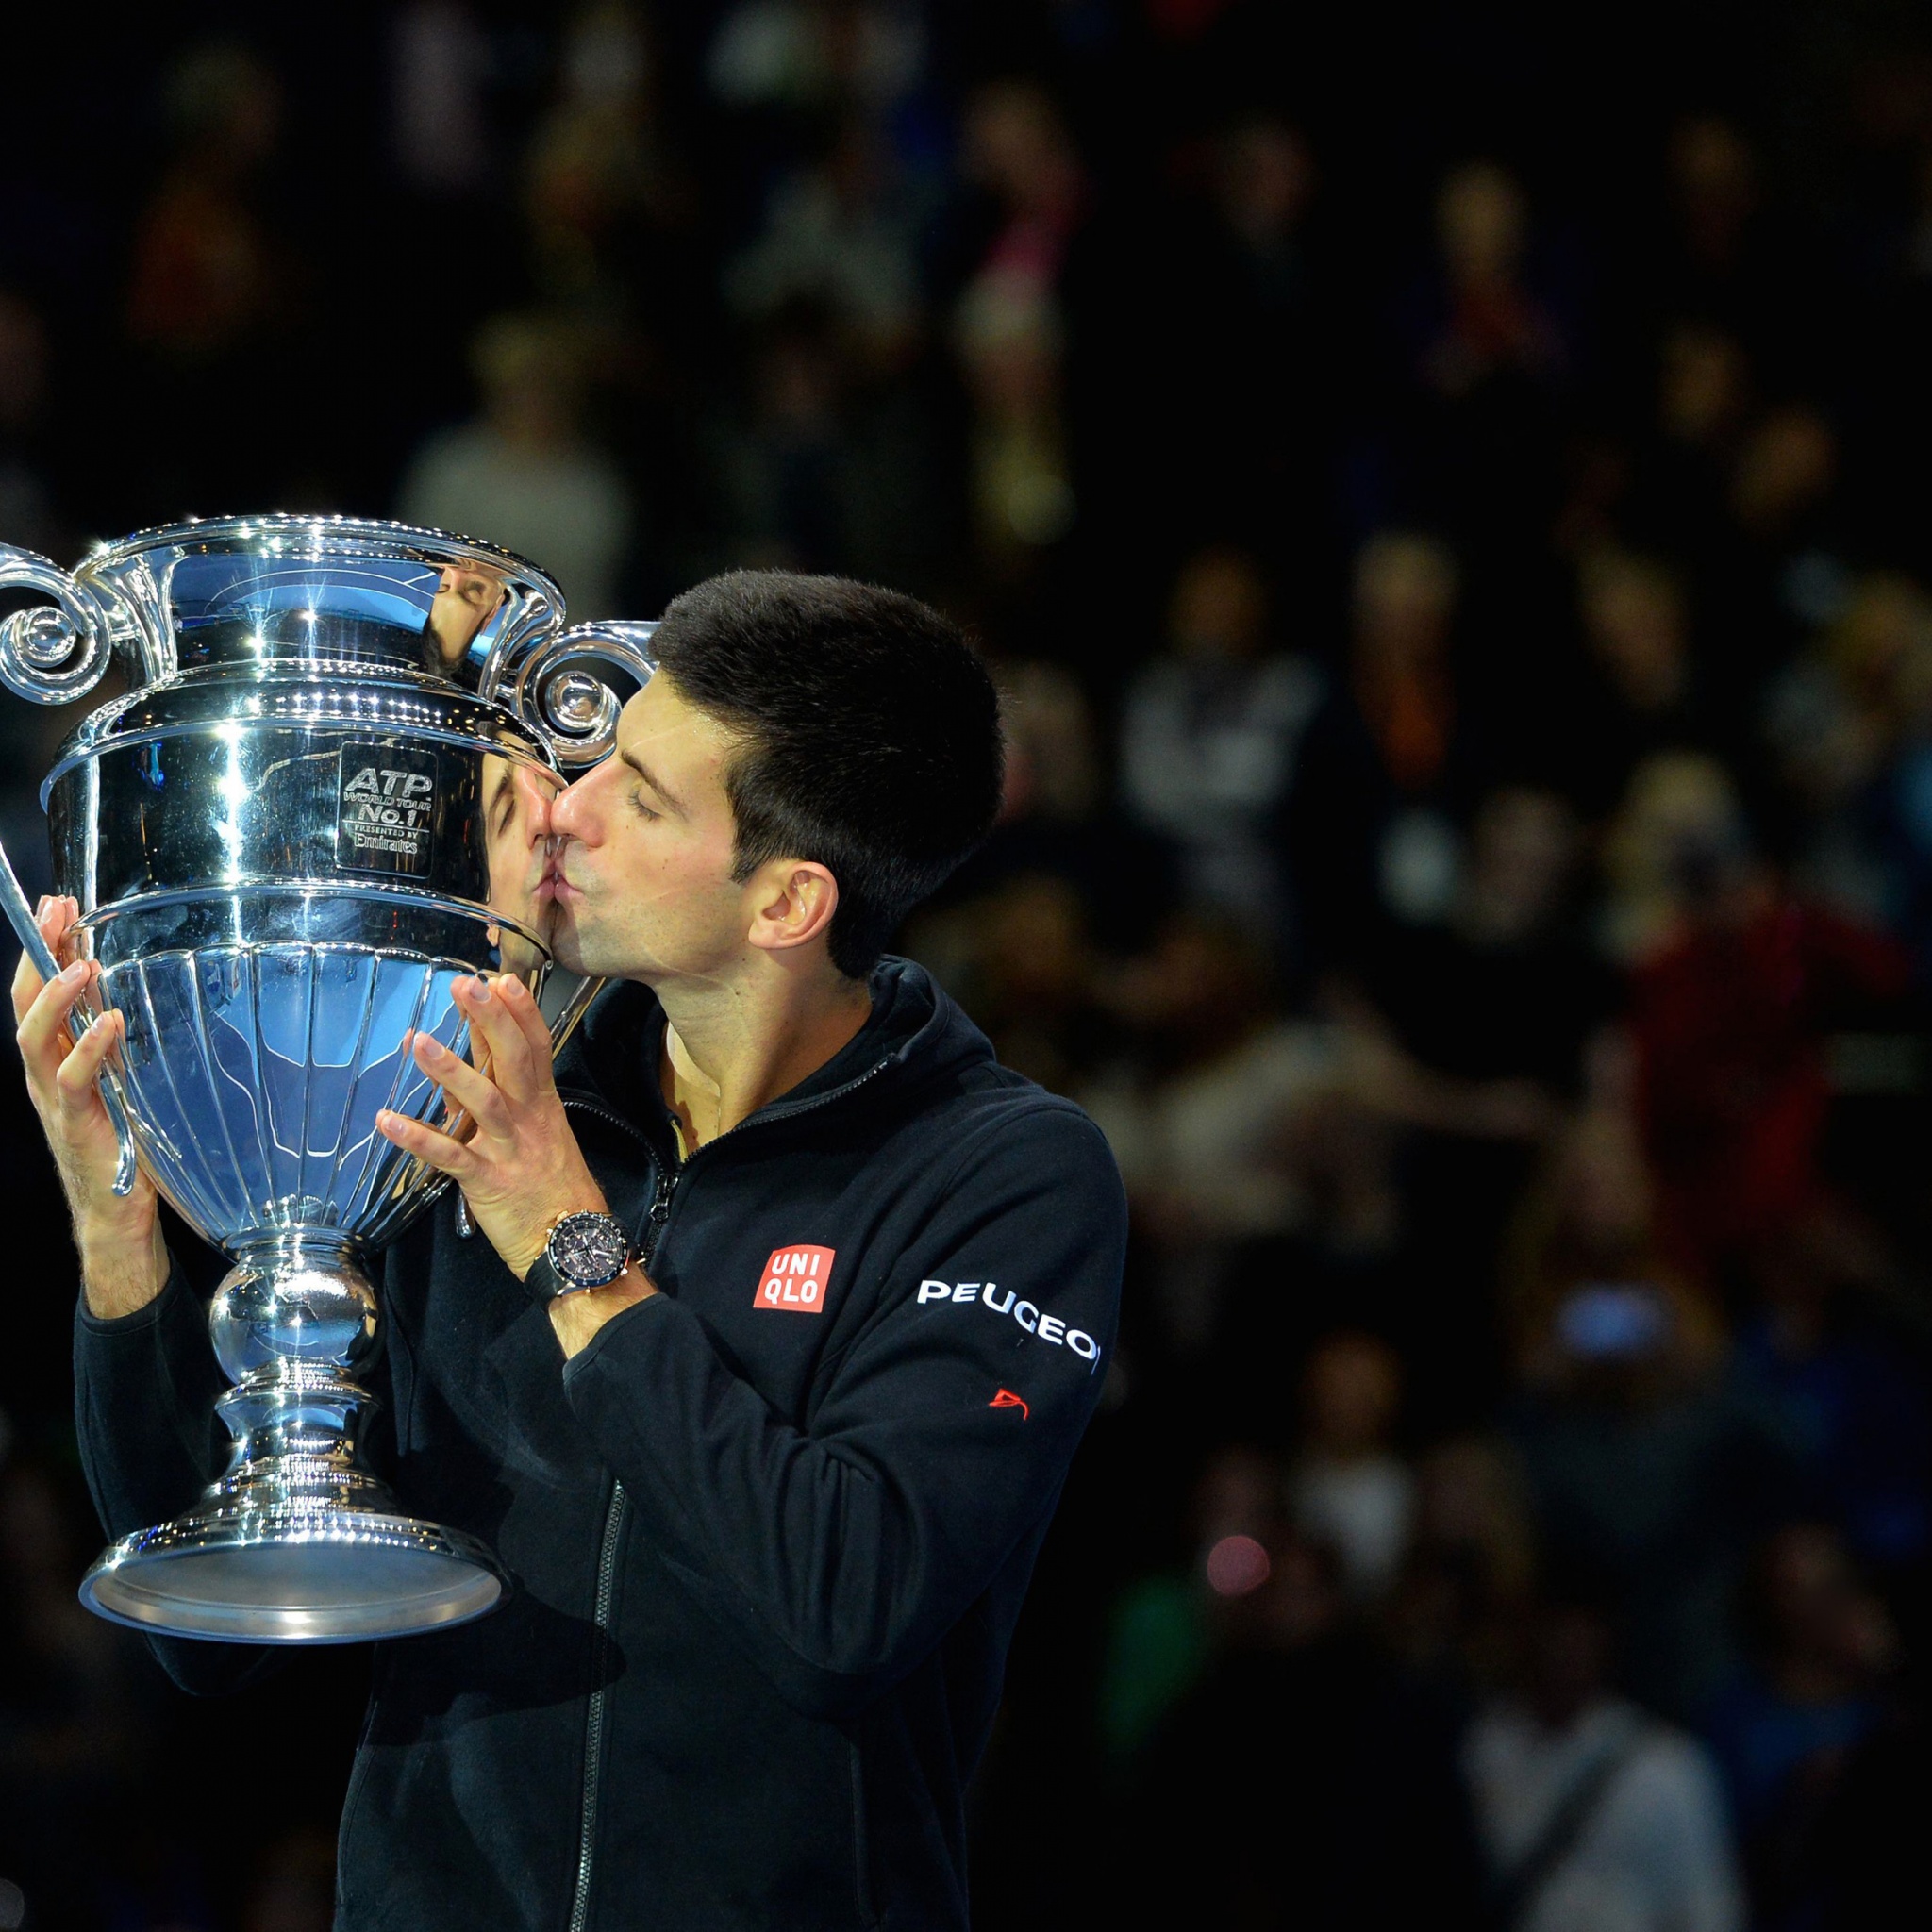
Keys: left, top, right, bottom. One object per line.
{"left": 649, "top": 571, "right": 1004, "bottom": 975}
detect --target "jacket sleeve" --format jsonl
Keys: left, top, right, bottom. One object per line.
{"left": 73, "top": 1241, "right": 286, "bottom": 1695}
{"left": 561, "top": 1101, "right": 1127, "bottom": 1720}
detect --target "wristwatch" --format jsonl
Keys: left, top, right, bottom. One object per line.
{"left": 525, "top": 1209, "right": 632, "bottom": 1304}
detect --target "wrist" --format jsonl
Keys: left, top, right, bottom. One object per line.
{"left": 549, "top": 1270, "right": 656, "bottom": 1359}
{"left": 79, "top": 1215, "right": 170, "bottom": 1321}
{"left": 502, "top": 1187, "right": 611, "bottom": 1282}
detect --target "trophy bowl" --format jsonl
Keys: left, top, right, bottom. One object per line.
{"left": 0, "top": 515, "right": 654, "bottom": 1641}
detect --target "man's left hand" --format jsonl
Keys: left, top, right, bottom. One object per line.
{"left": 376, "top": 974, "right": 619, "bottom": 1287}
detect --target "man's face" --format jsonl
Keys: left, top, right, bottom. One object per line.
{"left": 481, "top": 753, "right": 563, "bottom": 978}
{"left": 544, "top": 674, "right": 754, "bottom": 983}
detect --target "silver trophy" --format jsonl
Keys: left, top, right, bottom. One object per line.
{"left": 0, "top": 515, "right": 653, "bottom": 1642}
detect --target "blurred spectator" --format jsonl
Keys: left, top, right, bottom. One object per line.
{"left": 1097, "top": 1445, "right": 1275, "bottom": 1767}
{"left": 1731, "top": 1214, "right": 1932, "bottom": 1574}
{"left": 727, "top": 116, "right": 924, "bottom": 363}
{"left": 1563, "top": 548, "right": 1719, "bottom": 819}
{"left": 1387, "top": 1434, "right": 1538, "bottom": 1699}
{"left": 1118, "top": 544, "right": 1324, "bottom": 947}
{"left": 524, "top": 4, "right": 691, "bottom": 320}
{"left": 910, "top": 657, "right": 1168, "bottom": 957}
{"left": 1504, "top": 1085, "right": 1800, "bottom": 1717}
{"left": 1365, "top": 785, "right": 1611, "bottom": 1092}
{"left": 1597, "top": 751, "right": 1747, "bottom": 965}
{"left": 1287, "top": 530, "right": 1479, "bottom": 969}
{"left": 391, "top": 1, "right": 492, "bottom": 200}
{"left": 949, "top": 80, "right": 1086, "bottom": 584}
{"left": 1419, "top": 162, "right": 1568, "bottom": 402}
{"left": 1704, "top": 401, "right": 1845, "bottom": 709}
{"left": 1622, "top": 790, "right": 1909, "bottom": 1267}
{"left": 958, "top": 79, "right": 1086, "bottom": 309}
{"left": 1624, "top": 321, "right": 1753, "bottom": 565}
{"left": 1112, "top": 1448, "right": 1483, "bottom": 1927}
{"left": 1704, "top": 1524, "right": 1897, "bottom": 1916}
{"left": 1400, "top": 160, "right": 1573, "bottom": 547}
{"left": 1661, "top": 118, "right": 1770, "bottom": 336}
{"left": 1089, "top": 914, "right": 1551, "bottom": 1355}
{"left": 711, "top": 297, "right": 940, "bottom": 581}
{"left": 707, "top": 1, "right": 925, "bottom": 120}
{"left": 398, "top": 311, "right": 633, "bottom": 614}
{"left": 125, "top": 43, "right": 286, "bottom": 363}
{"left": 953, "top": 252, "right": 1074, "bottom": 575}
{"left": 1150, "top": 115, "right": 1331, "bottom": 550}
{"left": 1463, "top": 1590, "right": 1744, "bottom": 1932}
{"left": 1766, "top": 570, "right": 1932, "bottom": 976}
{"left": 919, "top": 870, "right": 1105, "bottom": 1095}
{"left": 123, "top": 41, "right": 297, "bottom": 517}
{"left": 1291, "top": 1330, "right": 1415, "bottom": 1606}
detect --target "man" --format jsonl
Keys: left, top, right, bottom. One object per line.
{"left": 15, "top": 573, "right": 1126, "bottom": 1929}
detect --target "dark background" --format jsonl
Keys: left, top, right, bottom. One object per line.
{"left": 4, "top": 3, "right": 1932, "bottom": 1927}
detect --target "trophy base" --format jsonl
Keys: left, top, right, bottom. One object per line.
{"left": 79, "top": 1505, "right": 505, "bottom": 1643}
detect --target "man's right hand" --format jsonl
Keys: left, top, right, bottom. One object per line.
{"left": 10, "top": 895, "right": 167, "bottom": 1319}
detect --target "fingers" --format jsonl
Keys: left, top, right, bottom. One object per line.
{"left": 410, "top": 1027, "right": 509, "bottom": 1130}
{"left": 375, "top": 1107, "right": 474, "bottom": 1176}
{"left": 452, "top": 974, "right": 552, "bottom": 1104}
{"left": 16, "top": 955, "right": 95, "bottom": 1076}
{"left": 9, "top": 945, "right": 40, "bottom": 1026}
{"left": 10, "top": 895, "right": 77, "bottom": 1025}
{"left": 52, "top": 1008, "right": 125, "bottom": 1110}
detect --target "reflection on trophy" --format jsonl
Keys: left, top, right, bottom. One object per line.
{"left": 0, "top": 516, "right": 655, "bottom": 1642}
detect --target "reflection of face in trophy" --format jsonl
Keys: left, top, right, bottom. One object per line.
{"left": 0, "top": 515, "right": 656, "bottom": 1642}
{"left": 425, "top": 564, "right": 507, "bottom": 671}
{"left": 482, "top": 753, "right": 562, "bottom": 979}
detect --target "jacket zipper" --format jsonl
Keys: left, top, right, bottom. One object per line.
{"left": 563, "top": 1109, "right": 669, "bottom": 1932}
{"left": 555, "top": 1058, "right": 890, "bottom": 1929}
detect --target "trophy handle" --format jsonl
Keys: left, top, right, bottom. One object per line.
{"left": 545, "top": 973, "right": 604, "bottom": 1055}
{"left": 0, "top": 833, "right": 139, "bottom": 1196}
{"left": 499, "top": 621, "right": 657, "bottom": 770}
{"left": 0, "top": 542, "right": 117, "bottom": 706}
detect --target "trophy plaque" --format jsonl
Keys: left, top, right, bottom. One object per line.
{"left": 0, "top": 515, "right": 654, "bottom": 1642}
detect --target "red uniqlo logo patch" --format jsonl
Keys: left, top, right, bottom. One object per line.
{"left": 754, "top": 1245, "right": 836, "bottom": 1314}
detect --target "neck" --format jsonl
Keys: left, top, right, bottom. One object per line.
{"left": 657, "top": 958, "right": 874, "bottom": 1149}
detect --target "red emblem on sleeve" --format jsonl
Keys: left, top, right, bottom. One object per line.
{"left": 754, "top": 1245, "right": 836, "bottom": 1313}
{"left": 990, "top": 1388, "right": 1029, "bottom": 1419}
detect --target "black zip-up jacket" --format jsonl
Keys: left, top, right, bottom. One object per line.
{"left": 74, "top": 959, "right": 1126, "bottom": 1929}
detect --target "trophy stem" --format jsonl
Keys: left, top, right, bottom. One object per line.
{"left": 79, "top": 1234, "right": 505, "bottom": 1643}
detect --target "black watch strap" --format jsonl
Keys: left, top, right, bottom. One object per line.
{"left": 524, "top": 1248, "right": 571, "bottom": 1306}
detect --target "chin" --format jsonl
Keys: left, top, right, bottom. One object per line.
{"left": 551, "top": 925, "right": 590, "bottom": 977}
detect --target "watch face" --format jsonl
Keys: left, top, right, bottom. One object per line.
{"left": 550, "top": 1212, "right": 630, "bottom": 1289}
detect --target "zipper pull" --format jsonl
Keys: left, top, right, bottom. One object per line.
{"left": 648, "top": 1172, "right": 675, "bottom": 1225}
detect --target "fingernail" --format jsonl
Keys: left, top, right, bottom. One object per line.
{"left": 469, "top": 979, "right": 491, "bottom": 1004}
{"left": 58, "top": 960, "right": 87, "bottom": 984}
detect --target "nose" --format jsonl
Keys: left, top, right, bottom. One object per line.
{"left": 514, "top": 765, "right": 556, "bottom": 843}
{"left": 549, "top": 768, "right": 591, "bottom": 841}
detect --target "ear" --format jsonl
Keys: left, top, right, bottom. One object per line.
{"left": 744, "top": 858, "right": 841, "bottom": 956}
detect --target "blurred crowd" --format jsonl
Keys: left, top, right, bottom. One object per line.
{"left": 5, "top": 4, "right": 1932, "bottom": 1929}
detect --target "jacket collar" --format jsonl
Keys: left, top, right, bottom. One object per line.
{"left": 553, "top": 956, "right": 988, "bottom": 1142}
